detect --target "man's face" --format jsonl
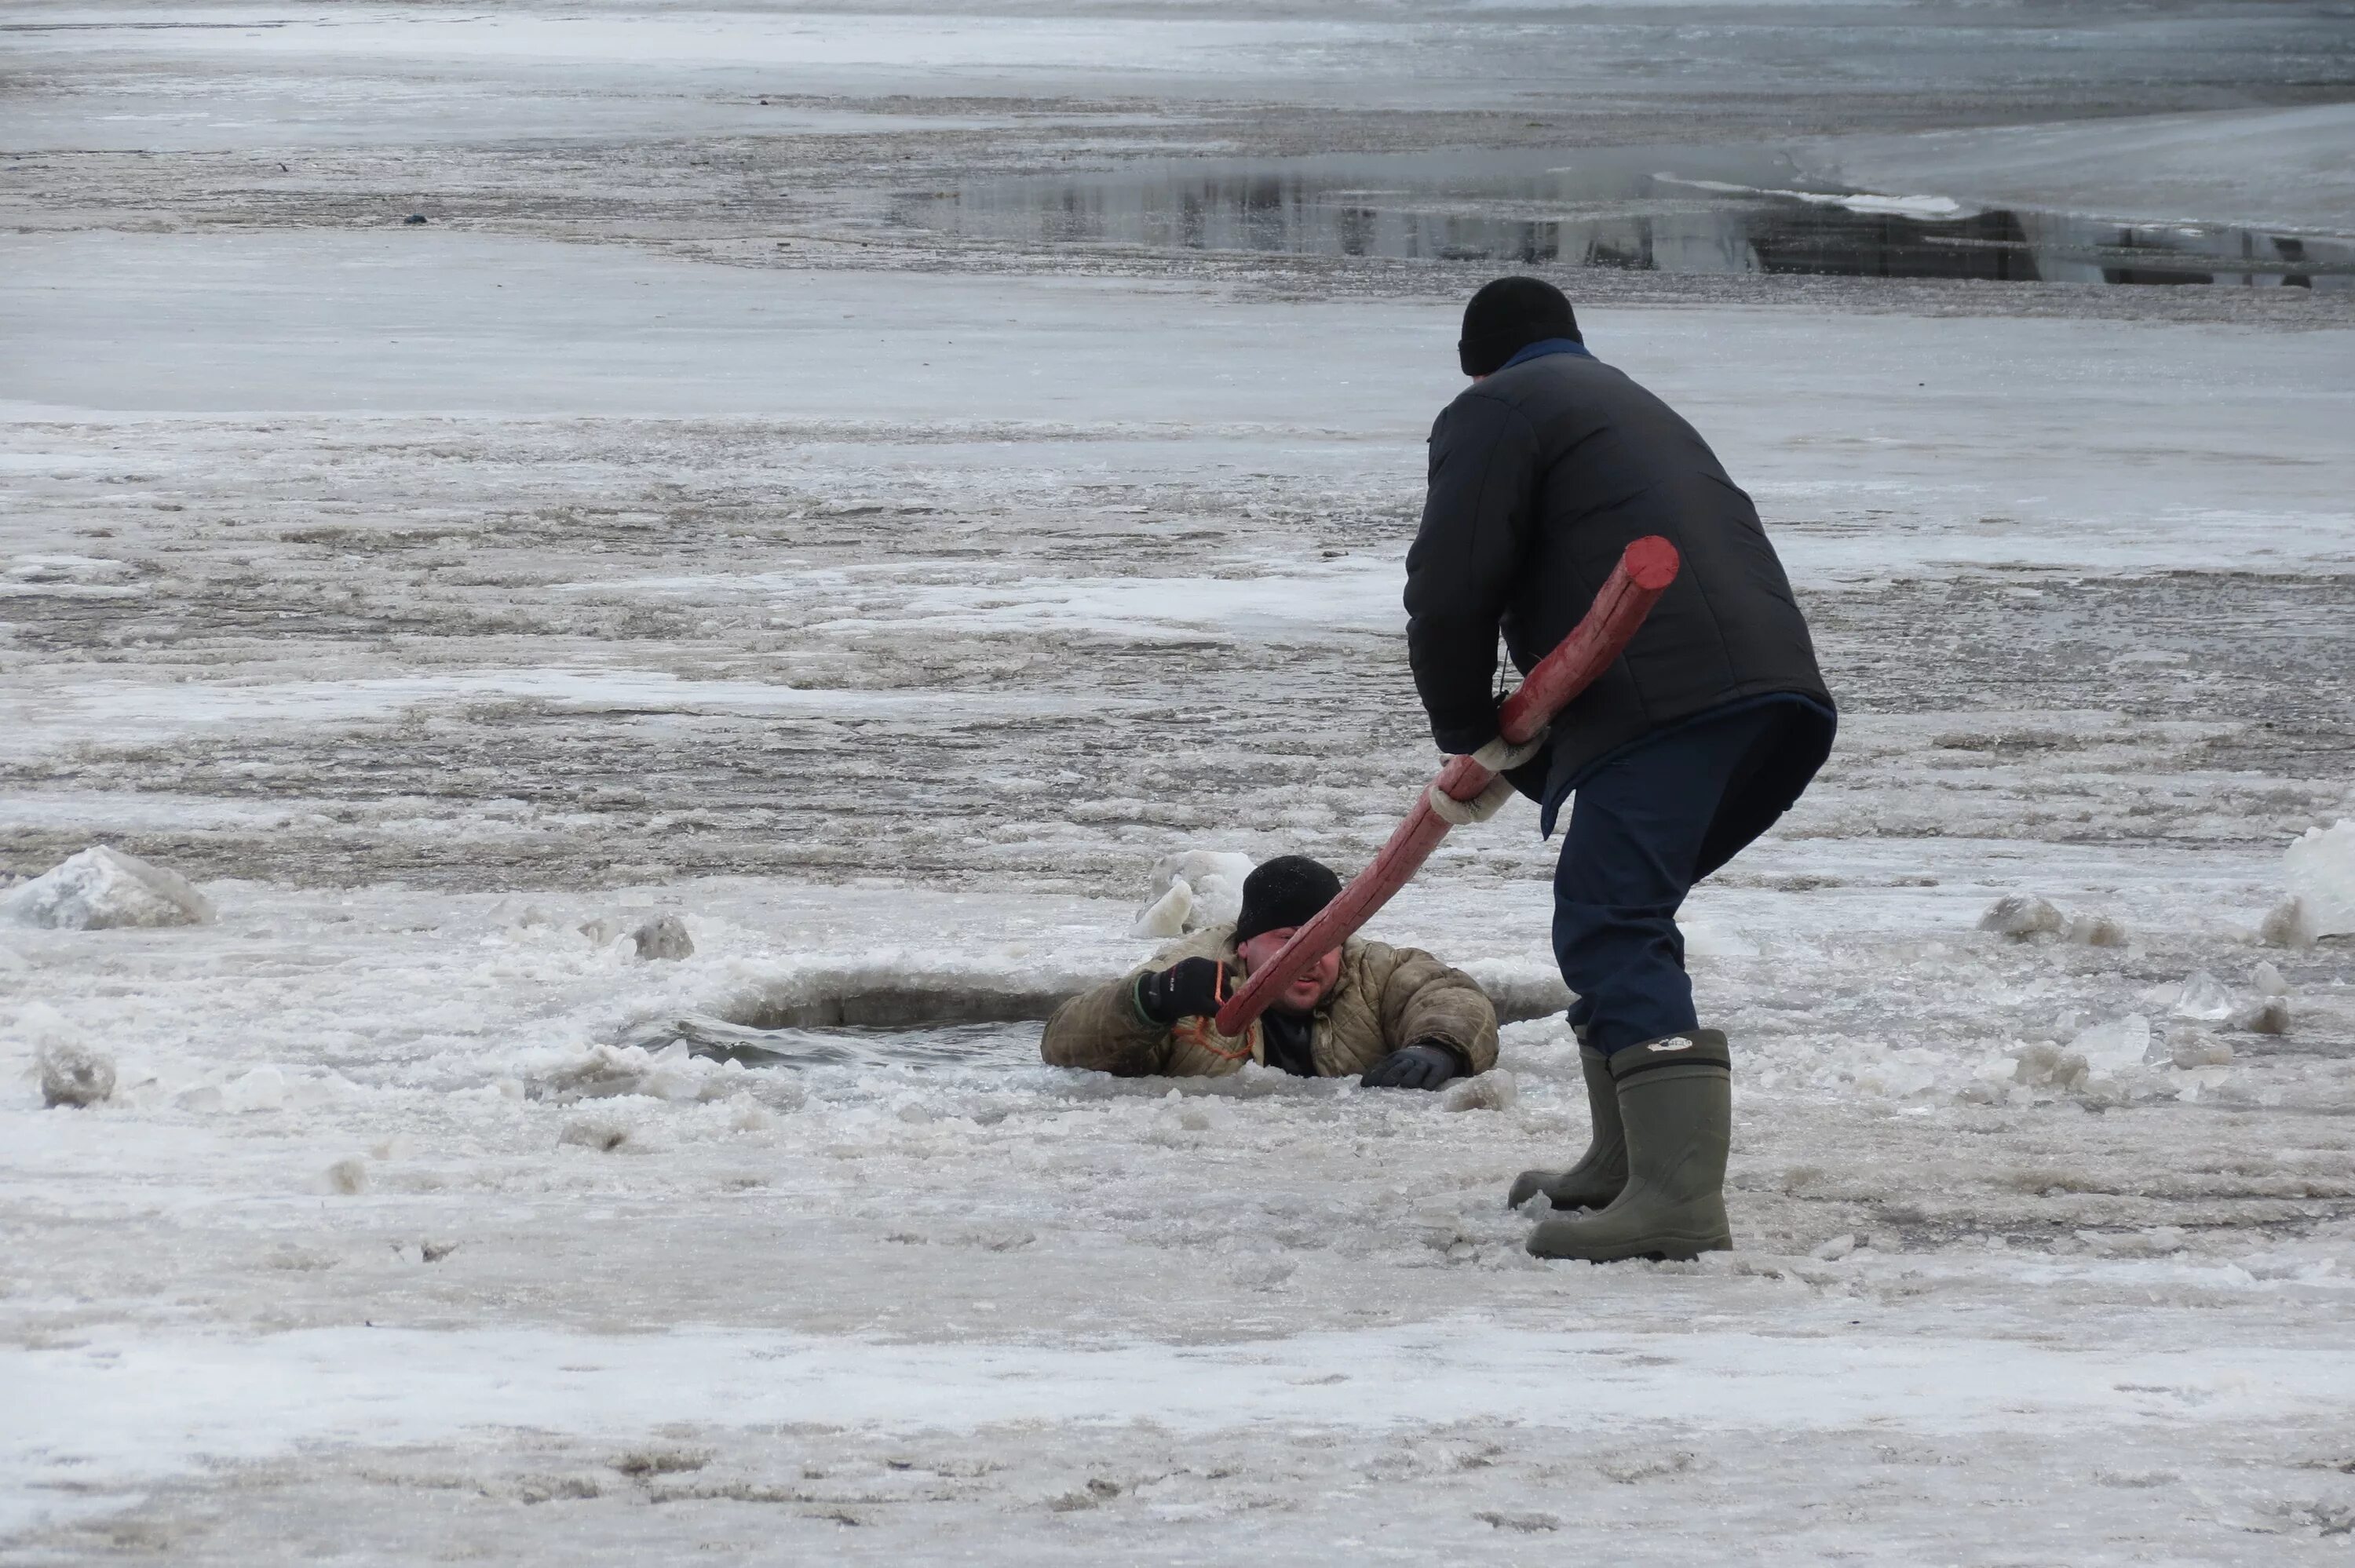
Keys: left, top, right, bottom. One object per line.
{"left": 1236, "top": 926, "right": 1342, "bottom": 1015}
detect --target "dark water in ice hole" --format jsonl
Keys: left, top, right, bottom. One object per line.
{"left": 898, "top": 146, "right": 2353, "bottom": 290}
{"left": 614, "top": 975, "right": 1572, "bottom": 1070}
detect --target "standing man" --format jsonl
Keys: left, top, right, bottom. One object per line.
{"left": 1405, "top": 277, "right": 1835, "bottom": 1263}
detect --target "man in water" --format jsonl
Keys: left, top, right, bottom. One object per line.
{"left": 1406, "top": 276, "right": 1835, "bottom": 1261}
{"left": 1042, "top": 855, "right": 1498, "bottom": 1087}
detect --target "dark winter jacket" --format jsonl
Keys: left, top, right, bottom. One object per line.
{"left": 1404, "top": 343, "right": 1832, "bottom": 805}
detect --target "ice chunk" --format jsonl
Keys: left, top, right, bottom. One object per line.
{"left": 223, "top": 1065, "right": 285, "bottom": 1113}
{"left": 633, "top": 915, "right": 694, "bottom": 961}
{"left": 1441, "top": 1070, "right": 1517, "bottom": 1113}
{"left": 322, "top": 1158, "right": 368, "bottom": 1194}
{"left": 2284, "top": 819, "right": 2355, "bottom": 937}
{"left": 2011, "top": 1042, "right": 2089, "bottom": 1091}
{"left": 1809, "top": 1233, "right": 1859, "bottom": 1261}
{"left": 1137, "top": 850, "right": 1254, "bottom": 935}
{"left": 1130, "top": 881, "right": 1191, "bottom": 939}
{"left": 559, "top": 1118, "right": 631, "bottom": 1151}
{"left": 2171, "top": 1037, "right": 2234, "bottom": 1069}
{"left": 38, "top": 1038, "right": 117, "bottom": 1108}
{"left": 2252, "top": 960, "right": 2288, "bottom": 997}
{"left": 1979, "top": 893, "right": 2063, "bottom": 939}
{"left": 2226, "top": 997, "right": 2289, "bottom": 1035}
{"left": 2258, "top": 897, "right": 2316, "bottom": 950}
{"left": 2068, "top": 1015, "right": 2151, "bottom": 1074}
{"left": 2169, "top": 971, "right": 2234, "bottom": 1023}
{"left": 0, "top": 845, "right": 214, "bottom": 930}
{"left": 2065, "top": 913, "right": 2127, "bottom": 947}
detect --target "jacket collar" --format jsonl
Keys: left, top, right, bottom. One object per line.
{"left": 1500, "top": 337, "right": 1592, "bottom": 370}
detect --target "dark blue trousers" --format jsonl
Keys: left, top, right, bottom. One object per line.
{"left": 1555, "top": 698, "right": 1834, "bottom": 1054}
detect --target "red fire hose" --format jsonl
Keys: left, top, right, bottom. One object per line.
{"left": 1212, "top": 534, "right": 1681, "bottom": 1038}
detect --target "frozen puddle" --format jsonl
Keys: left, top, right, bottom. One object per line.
{"left": 903, "top": 144, "right": 2353, "bottom": 288}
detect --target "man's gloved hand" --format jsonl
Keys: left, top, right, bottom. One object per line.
{"left": 1360, "top": 1040, "right": 1466, "bottom": 1090}
{"left": 1134, "top": 956, "right": 1229, "bottom": 1026}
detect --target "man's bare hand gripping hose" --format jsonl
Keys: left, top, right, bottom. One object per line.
{"left": 1212, "top": 535, "right": 1681, "bottom": 1039}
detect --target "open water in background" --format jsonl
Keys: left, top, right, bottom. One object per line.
{"left": 901, "top": 145, "right": 2354, "bottom": 290}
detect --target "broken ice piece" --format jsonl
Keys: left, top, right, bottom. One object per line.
{"left": 2258, "top": 896, "right": 2315, "bottom": 950}
{"left": 2251, "top": 960, "right": 2288, "bottom": 997}
{"left": 222, "top": 1065, "right": 286, "bottom": 1113}
{"left": 2225, "top": 997, "right": 2289, "bottom": 1036}
{"left": 2065, "top": 912, "right": 2126, "bottom": 947}
{"left": 0, "top": 844, "right": 214, "bottom": 930}
{"left": 2283, "top": 818, "right": 2355, "bottom": 938}
{"left": 2168, "top": 971, "right": 2233, "bottom": 1023}
{"left": 1441, "top": 1070, "right": 1517, "bottom": 1113}
{"left": 633, "top": 916, "right": 694, "bottom": 961}
{"left": 2171, "top": 1037, "right": 2233, "bottom": 1069}
{"left": 1130, "top": 880, "right": 1191, "bottom": 939}
{"left": 2066, "top": 1015, "right": 2150, "bottom": 1074}
{"left": 1978, "top": 893, "right": 2063, "bottom": 939}
{"left": 38, "top": 1040, "right": 116, "bottom": 1108}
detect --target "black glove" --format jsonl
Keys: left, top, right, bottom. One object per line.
{"left": 1134, "top": 956, "right": 1229, "bottom": 1026}
{"left": 1360, "top": 1040, "right": 1466, "bottom": 1090}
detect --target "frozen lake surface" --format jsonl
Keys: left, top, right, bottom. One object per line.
{"left": 3, "top": 2, "right": 2353, "bottom": 1563}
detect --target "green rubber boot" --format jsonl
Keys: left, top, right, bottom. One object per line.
{"left": 1527, "top": 1030, "right": 1732, "bottom": 1263}
{"left": 1506, "top": 1044, "right": 1626, "bottom": 1212}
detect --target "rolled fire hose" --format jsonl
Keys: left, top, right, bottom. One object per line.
{"left": 1211, "top": 534, "right": 1681, "bottom": 1038}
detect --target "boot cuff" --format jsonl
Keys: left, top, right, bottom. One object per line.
{"left": 1608, "top": 1029, "right": 1731, "bottom": 1081}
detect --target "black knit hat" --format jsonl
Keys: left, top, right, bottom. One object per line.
{"left": 1458, "top": 275, "right": 1579, "bottom": 377}
{"left": 1234, "top": 855, "right": 1343, "bottom": 943}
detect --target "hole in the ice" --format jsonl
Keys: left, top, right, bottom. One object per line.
{"left": 896, "top": 146, "right": 2350, "bottom": 290}
{"left": 615, "top": 968, "right": 1572, "bottom": 1069}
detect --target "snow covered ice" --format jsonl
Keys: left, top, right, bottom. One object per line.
{"left": 2, "top": 2, "right": 2354, "bottom": 1563}
{"left": 0, "top": 845, "right": 214, "bottom": 931}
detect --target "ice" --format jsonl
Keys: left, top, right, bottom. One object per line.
{"left": 2226, "top": 997, "right": 2291, "bottom": 1037}
{"left": 0, "top": 845, "right": 213, "bottom": 930}
{"left": 1129, "top": 881, "right": 1191, "bottom": 938}
{"left": 2068, "top": 1016, "right": 2153, "bottom": 1075}
{"left": 631, "top": 915, "right": 695, "bottom": 961}
{"left": 37, "top": 1039, "right": 116, "bottom": 1110}
{"left": 1134, "top": 849, "right": 1255, "bottom": 937}
{"left": 2258, "top": 896, "right": 2318, "bottom": 950}
{"left": 2251, "top": 960, "right": 2289, "bottom": 997}
{"left": 2169, "top": 970, "right": 2235, "bottom": 1023}
{"left": 2065, "top": 913, "right": 2127, "bottom": 948}
{"left": 2171, "top": 1037, "right": 2234, "bottom": 1070}
{"left": 220, "top": 1066, "right": 285, "bottom": 1114}
{"left": 2284, "top": 819, "right": 2355, "bottom": 938}
{"left": 3, "top": 4, "right": 2353, "bottom": 1559}
{"left": 1978, "top": 893, "right": 2064, "bottom": 939}
{"left": 1440, "top": 1070, "right": 1518, "bottom": 1113}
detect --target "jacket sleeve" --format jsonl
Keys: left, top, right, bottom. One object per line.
{"left": 1404, "top": 392, "right": 1540, "bottom": 755}
{"left": 1376, "top": 947, "right": 1500, "bottom": 1074}
{"left": 1040, "top": 972, "right": 1171, "bottom": 1076}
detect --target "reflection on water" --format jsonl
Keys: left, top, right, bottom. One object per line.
{"left": 899, "top": 148, "right": 2351, "bottom": 290}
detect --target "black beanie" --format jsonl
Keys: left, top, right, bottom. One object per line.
{"left": 1234, "top": 855, "right": 1343, "bottom": 943}
{"left": 1458, "top": 275, "right": 1579, "bottom": 377}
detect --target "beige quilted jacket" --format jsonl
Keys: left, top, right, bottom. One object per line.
{"left": 1040, "top": 922, "right": 1499, "bottom": 1079}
